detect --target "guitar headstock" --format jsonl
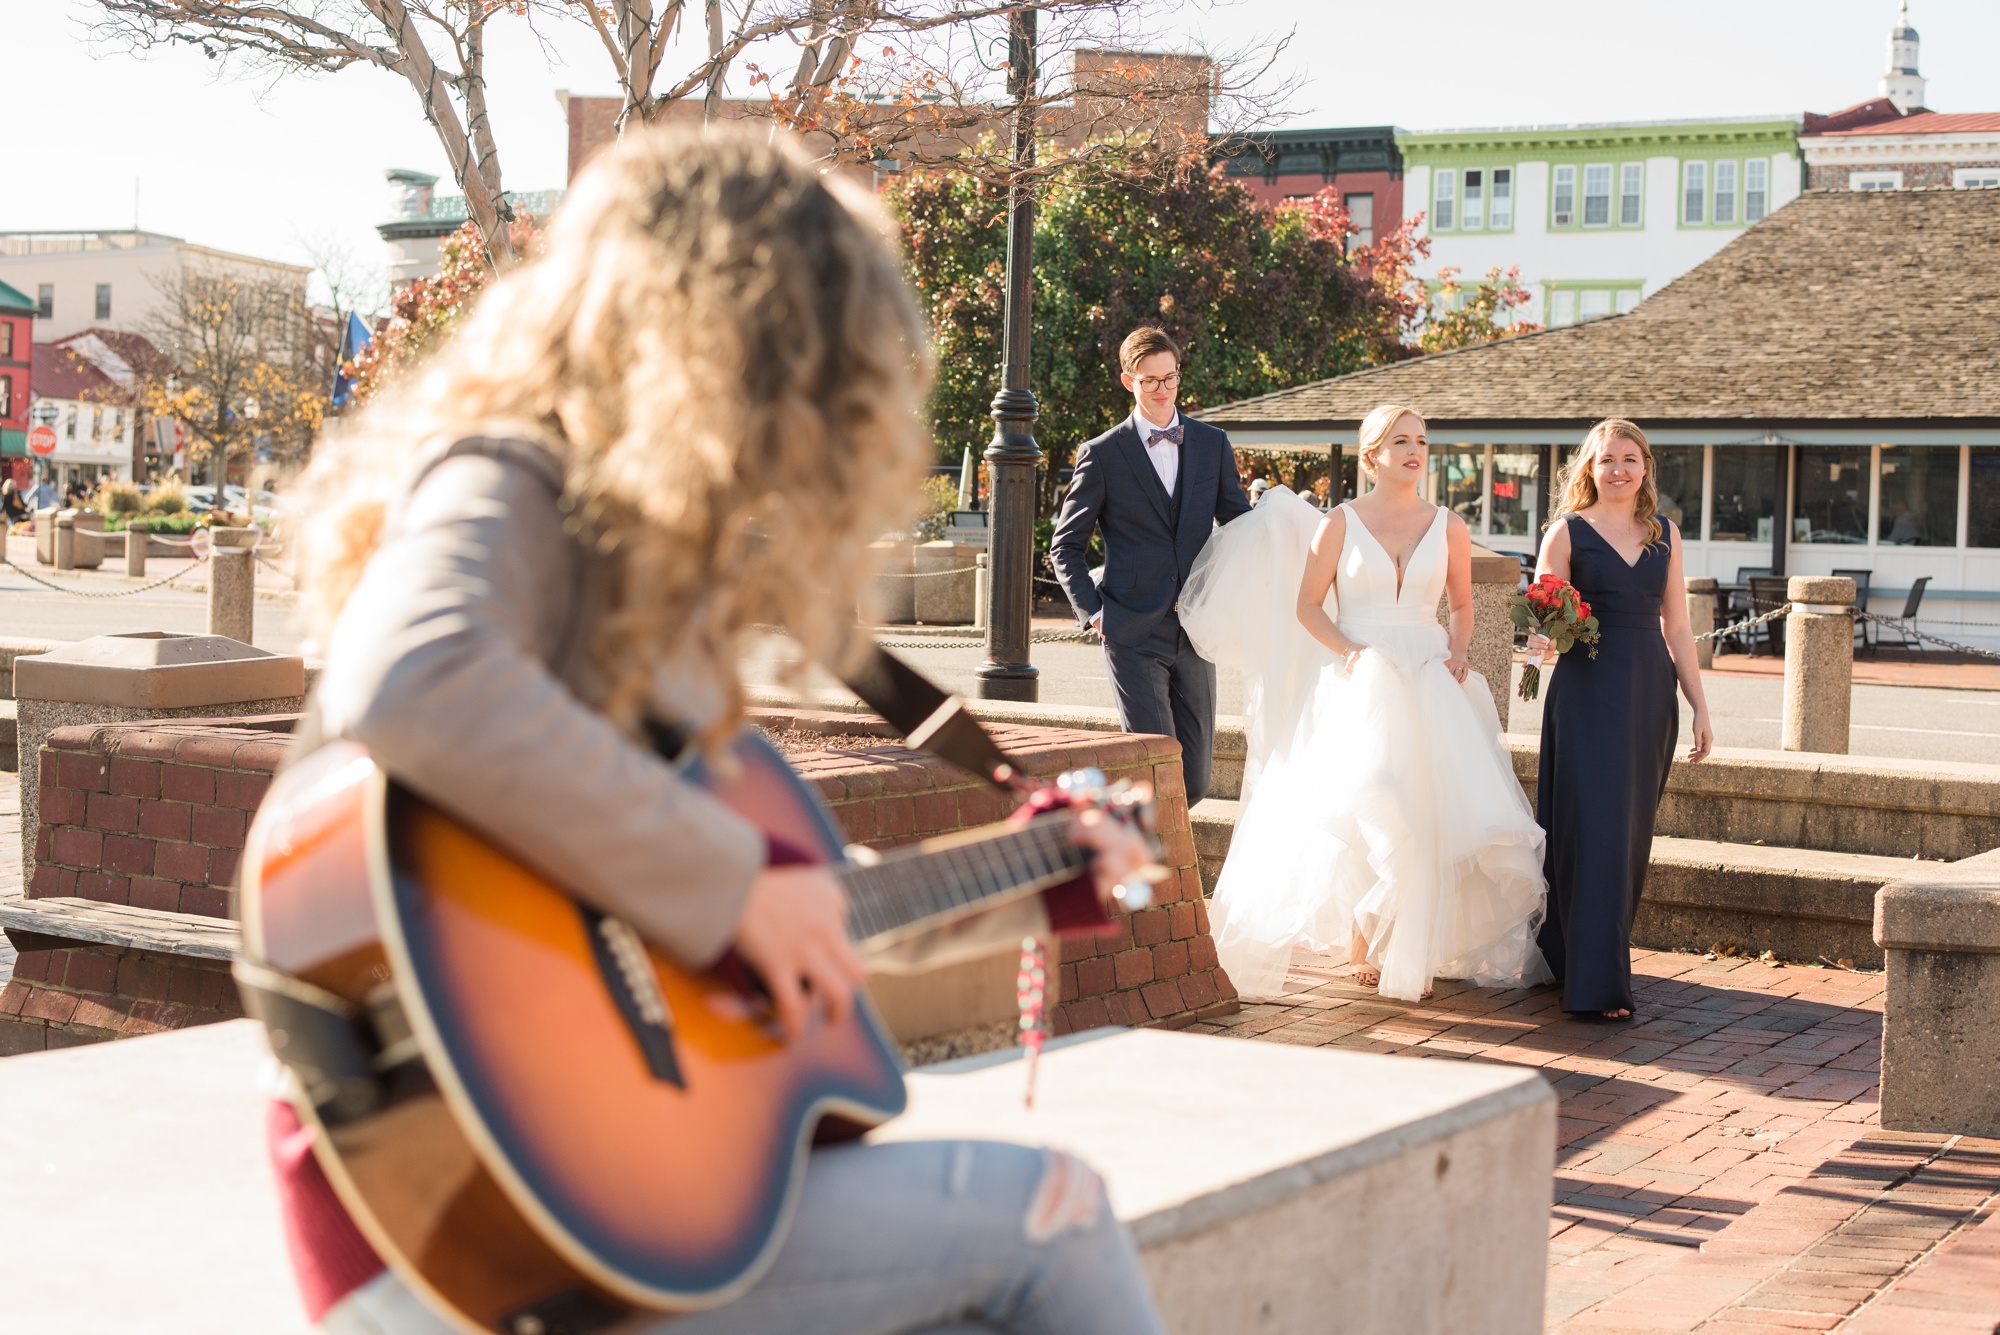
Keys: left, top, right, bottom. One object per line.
{"left": 1025, "top": 767, "right": 1166, "bottom": 912}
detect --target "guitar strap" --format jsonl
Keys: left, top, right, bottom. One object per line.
{"left": 826, "top": 635, "right": 1025, "bottom": 794}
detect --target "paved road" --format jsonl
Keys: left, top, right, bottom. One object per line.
{"left": 5, "top": 563, "right": 1992, "bottom": 765}
{"left": 746, "top": 636, "right": 2000, "bottom": 766}
{"left": 0, "top": 580, "right": 307, "bottom": 655}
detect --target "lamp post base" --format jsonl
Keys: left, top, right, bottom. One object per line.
{"left": 974, "top": 661, "right": 1040, "bottom": 702}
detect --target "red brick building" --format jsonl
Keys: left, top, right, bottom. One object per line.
{"left": 1212, "top": 127, "right": 1405, "bottom": 245}
{"left": 0, "top": 279, "right": 32, "bottom": 488}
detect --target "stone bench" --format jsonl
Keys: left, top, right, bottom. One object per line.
{"left": 1874, "top": 848, "right": 2000, "bottom": 1138}
{"left": 0, "top": 1019, "right": 1555, "bottom": 1335}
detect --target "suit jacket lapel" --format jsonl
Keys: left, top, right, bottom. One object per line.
{"left": 1119, "top": 414, "right": 1173, "bottom": 528}
{"left": 1175, "top": 424, "right": 1213, "bottom": 545}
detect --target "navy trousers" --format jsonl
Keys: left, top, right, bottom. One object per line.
{"left": 1102, "top": 613, "right": 1217, "bottom": 804}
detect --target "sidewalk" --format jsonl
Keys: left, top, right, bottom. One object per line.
{"left": 2, "top": 532, "right": 297, "bottom": 600}
{"left": 1190, "top": 949, "right": 2000, "bottom": 1332}
{"left": 1706, "top": 648, "right": 2000, "bottom": 693}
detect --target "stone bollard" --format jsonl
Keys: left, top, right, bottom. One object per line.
{"left": 1441, "top": 544, "right": 1520, "bottom": 731}
{"left": 1873, "top": 849, "right": 2000, "bottom": 1137}
{"left": 13, "top": 632, "right": 305, "bottom": 889}
{"left": 914, "top": 540, "right": 980, "bottom": 625}
{"left": 1780, "top": 575, "right": 1854, "bottom": 754}
{"left": 206, "top": 527, "right": 260, "bottom": 644}
{"left": 125, "top": 527, "right": 147, "bottom": 579}
{"left": 52, "top": 513, "right": 74, "bottom": 571}
{"left": 1685, "top": 576, "right": 1717, "bottom": 670}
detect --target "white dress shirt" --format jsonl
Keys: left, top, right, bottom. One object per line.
{"left": 1137, "top": 410, "right": 1181, "bottom": 497}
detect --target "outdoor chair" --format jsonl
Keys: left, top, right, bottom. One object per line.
{"left": 1720, "top": 566, "right": 1774, "bottom": 645}
{"left": 1745, "top": 576, "right": 1792, "bottom": 657}
{"left": 1870, "top": 577, "right": 1932, "bottom": 655}
{"left": 1831, "top": 568, "right": 1873, "bottom": 654}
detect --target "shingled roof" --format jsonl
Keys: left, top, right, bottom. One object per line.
{"left": 1200, "top": 188, "right": 2000, "bottom": 431}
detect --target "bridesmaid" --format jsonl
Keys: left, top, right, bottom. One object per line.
{"left": 1527, "top": 419, "right": 1714, "bottom": 1019}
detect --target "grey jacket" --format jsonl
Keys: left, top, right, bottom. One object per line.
{"left": 313, "top": 439, "right": 1046, "bottom": 973}
{"left": 314, "top": 442, "right": 766, "bottom": 966}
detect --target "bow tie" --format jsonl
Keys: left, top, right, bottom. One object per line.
{"left": 1146, "top": 424, "right": 1183, "bottom": 448}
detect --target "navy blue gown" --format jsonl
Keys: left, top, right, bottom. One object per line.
{"left": 1535, "top": 516, "right": 1679, "bottom": 1015}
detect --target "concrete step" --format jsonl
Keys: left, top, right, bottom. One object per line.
{"left": 0, "top": 893, "right": 237, "bottom": 960}
{"left": 1189, "top": 798, "right": 1922, "bottom": 968}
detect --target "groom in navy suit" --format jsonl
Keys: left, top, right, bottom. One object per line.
{"left": 1049, "top": 327, "right": 1251, "bottom": 804}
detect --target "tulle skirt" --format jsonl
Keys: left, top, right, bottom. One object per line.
{"left": 1180, "top": 490, "right": 1552, "bottom": 1002}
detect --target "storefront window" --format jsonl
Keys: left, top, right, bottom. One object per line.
{"left": 1651, "top": 446, "right": 1704, "bottom": 540}
{"left": 1878, "top": 445, "right": 1960, "bottom": 547}
{"left": 1795, "top": 445, "right": 1871, "bottom": 544}
{"left": 1429, "top": 447, "right": 1483, "bottom": 530}
{"left": 1709, "top": 445, "right": 1783, "bottom": 544}
{"left": 1489, "top": 449, "right": 1543, "bottom": 536}
{"left": 1971, "top": 447, "right": 2000, "bottom": 548}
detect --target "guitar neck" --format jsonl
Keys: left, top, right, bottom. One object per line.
{"left": 836, "top": 814, "right": 1088, "bottom": 946}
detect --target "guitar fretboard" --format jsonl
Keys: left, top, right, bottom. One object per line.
{"left": 837, "top": 814, "right": 1088, "bottom": 944}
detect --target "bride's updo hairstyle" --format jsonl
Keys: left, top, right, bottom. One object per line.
{"left": 1553, "top": 418, "right": 1663, "bottom": 546}
{"left": 1356, "top": 403, "right": 1425, "bottom": 479}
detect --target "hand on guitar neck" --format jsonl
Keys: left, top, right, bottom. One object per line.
{"left": 731, "top": 801, "right": 1156, "bottom": 1040}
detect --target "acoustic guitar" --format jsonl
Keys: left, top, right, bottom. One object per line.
{"left": 235, "top": 729, "right": 1144, "bottom": 1335}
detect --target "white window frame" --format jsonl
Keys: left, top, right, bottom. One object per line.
{"left": 1577, "top": 289, "right": 1613, "bottom": 322}
{"left": 1954, "top": 167, "right": 2000, "bottom": 189}
{"left": 1433, "top": 168, "right": 1457, "bottom": 230}
{"left": 1582, "top": 164, "right": 1613, "bottom": 227}
{"left": 1682, "top": 160, "right": 1707, "bottom": 223}
{"left": 1615, "top": 288, "right": 1641, "bottom": 315}
{"left": 1548, "top": 289, "right": 1577, "bottom": 326}
{"left": 1552, "top": 165, "right": 1576, "bottom": 227}
{"left": 1490, "top": 168, "right": 1513, "bottom": 229}
{"left": 1462, "top": 168, "right": 1485, "bottom": 231}
{"left": 1619, "top": 162, "right": 1644, "bottom": 226}
{"left": 1744, "top": 159, "right": 1769, "bottom": 222}
{"left": 1713, "top": 160, "right": 1738, "bottom": 224}
{"left": 1849, "top": 170, "right": 1903, "bottom": 191}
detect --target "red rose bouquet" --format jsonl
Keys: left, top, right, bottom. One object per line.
{"left": 1509, "top": 574, "right": 1601, "bottom": 702}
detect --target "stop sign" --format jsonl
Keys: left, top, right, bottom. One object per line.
{"left": 26, "top": 424, "right": 57, "bottom": 457}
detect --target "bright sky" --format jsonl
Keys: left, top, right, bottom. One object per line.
{"left": 3, "top": 0, "right": 1995, "bottom": 305}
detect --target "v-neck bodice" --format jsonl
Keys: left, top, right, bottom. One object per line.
{"left": 1335, "top": 502, "right": 1447, "bottom": 630}
{"left": 1566, "top": 515, "right": 1670, "bottom": 629}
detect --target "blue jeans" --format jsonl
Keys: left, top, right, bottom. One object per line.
{"left": 325, "top": 1141, "right": 1164, "bottom": 1335}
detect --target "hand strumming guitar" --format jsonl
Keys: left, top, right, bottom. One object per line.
{"left": 730, "top": 810, "right": 1154, "bottom": 1039}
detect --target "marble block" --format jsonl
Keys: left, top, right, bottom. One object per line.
{"left": 880, "top": 1026, "right": 1556, "bottom": 1335}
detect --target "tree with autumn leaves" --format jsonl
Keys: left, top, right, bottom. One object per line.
{"left": 888, "top": 158, "right": 1536, "bottom": 516}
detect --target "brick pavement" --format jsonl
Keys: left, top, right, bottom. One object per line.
{"left": 1190, "top": 947, "right": 2000, "bottom": 1333}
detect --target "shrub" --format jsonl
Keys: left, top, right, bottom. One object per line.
{"left": 145, "top": 479, "right": 189, "bottom": 515}
{"left": 914, "top": 474, "right": 960, "bottom": 541}
{"left": 95, "top": 479, "right": 144, "bottom": 516}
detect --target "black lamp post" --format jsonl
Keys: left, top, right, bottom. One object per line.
{"left": 975, "top": 7, "right": 1041, "bottom": 702}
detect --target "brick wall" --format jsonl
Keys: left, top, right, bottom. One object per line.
{"left": 753, "top": 708, "right": 1235, "bottom": 1034}
{"left": 0, "top": 717, "right": 290, "bottom": 1053}
{"left": 0, "top": 944, "right": 236, "bottom": 1055}
{"left": 29, "top": 717, "right": 292, "bottom": 914}
{"left": 3, "top": 709, "right": 1236, "bottom": 1056}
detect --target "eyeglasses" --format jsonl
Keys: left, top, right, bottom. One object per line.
{"left": 1134, "top": 373, "right": 1182, "bottom": 393}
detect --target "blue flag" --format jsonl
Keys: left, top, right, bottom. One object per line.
{"left": 331, "top": 312, "right": 374, "bottom": 407}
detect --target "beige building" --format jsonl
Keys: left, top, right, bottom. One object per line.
{"left": 0, "top": 231, "right": 309, "bottom": 343}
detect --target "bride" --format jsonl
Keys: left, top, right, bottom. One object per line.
{"left": 1179, "top": 404, "right": 1551, "bottom": 1002}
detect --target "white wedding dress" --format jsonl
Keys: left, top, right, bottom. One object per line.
{"left": 1179, "top": 487, "right": 1552, "bottom": 1002}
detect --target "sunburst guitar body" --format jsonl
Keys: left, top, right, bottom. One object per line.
{"left": 237, "top": 731, "right": 1109, "bottom": 1335}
